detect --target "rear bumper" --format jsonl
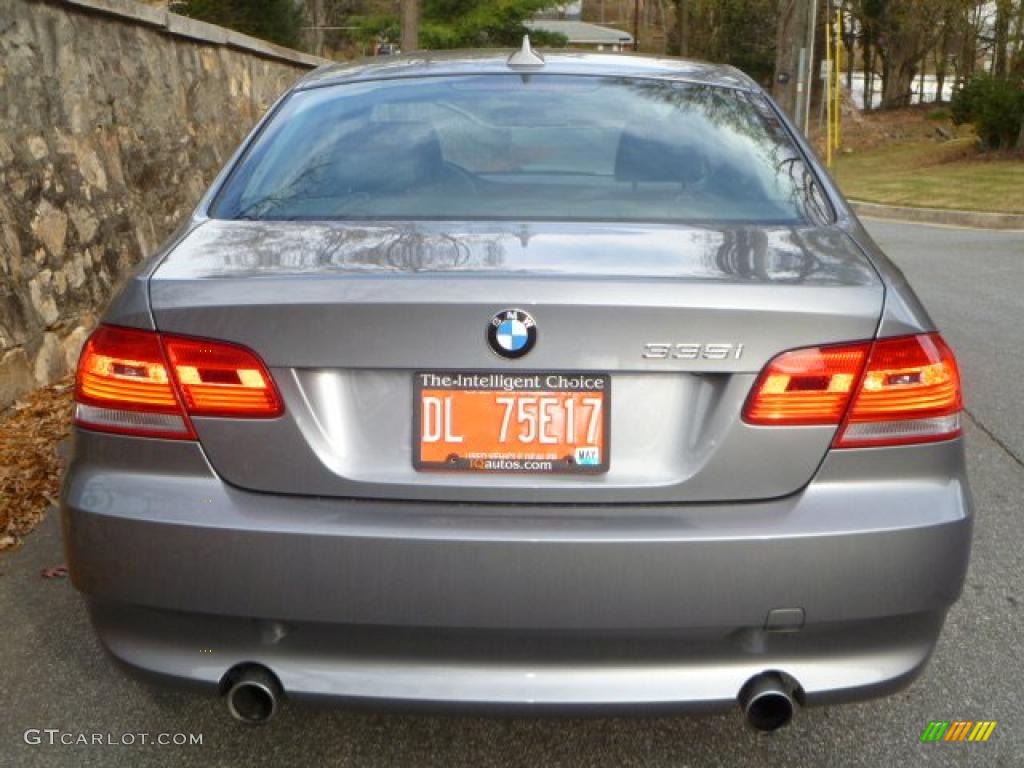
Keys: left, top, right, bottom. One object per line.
{"left": 89, "top": 601, "right": 946, "bottom": 712}
{"left": 62, "top": 431, "right": 972, "bottom": 711}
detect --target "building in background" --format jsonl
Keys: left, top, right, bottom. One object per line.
{"left": 525, "top": 19, "right": 632, "bottom": 51}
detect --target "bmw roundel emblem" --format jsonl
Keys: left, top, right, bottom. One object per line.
{"left": 487, "top": 309, "right": 537, "bottom": 359}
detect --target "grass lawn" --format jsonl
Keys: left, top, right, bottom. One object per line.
{"left": 832, "top": 137, "right": 1024, "bottom": 214}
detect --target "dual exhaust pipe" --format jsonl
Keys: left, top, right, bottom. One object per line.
{"left": 224, "top": 665, "right": 282, "bottom": 724}
{"left": 738, "top": 671, "right": 800, "bottom": 732}
{"left": 222, "top": 664, "right": 800, "bottom": 730}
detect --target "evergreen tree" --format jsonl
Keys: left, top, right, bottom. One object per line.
{"left": 174, "top": 0, "right": 305, "bottom": 49}
{"left": 360, "top": 0, "right": 567, "bottom": 49}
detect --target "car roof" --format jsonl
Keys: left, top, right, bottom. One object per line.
{"left": 295, "top": 50, "right": 759, "bottom": 93}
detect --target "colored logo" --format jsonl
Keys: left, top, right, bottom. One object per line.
{"left": 920, "top": 721, "right": 997, "bottom": 742}
{"left": 487, "top": 309, "right": 537, "bottom": 359}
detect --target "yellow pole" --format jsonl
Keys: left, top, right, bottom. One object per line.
{"left": 825, "top": 14, "right": 832, "bottom": 168}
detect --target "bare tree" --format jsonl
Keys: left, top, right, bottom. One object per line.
{"left": 1016, "top": 0, "right": 1024, "bottom": 74}
{"left": 872, "top": 1, "right": 955, "bottom": 108}
{"left": 933, "top": 4, "right": 957, "bottom": 101}
{"left": 310, "top": 0, "right": 325, "bottom": 56}
{"left": 993, "top": 0, "right": 1014, "bottom": 76}
{"left": 675, "top": 0, "right": 690, "bottom": 55}
{"left": 401, "top": 0, "right": 419, "bottom": 51}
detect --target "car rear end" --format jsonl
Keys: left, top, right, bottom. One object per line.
{"left": 60, "top": 55, "right": 972, "bottom": 727}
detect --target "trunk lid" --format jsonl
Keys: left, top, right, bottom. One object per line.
{"left": 149, "top": 219, "right": 882, "bottom": 503}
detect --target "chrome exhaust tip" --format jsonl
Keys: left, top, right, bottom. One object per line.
{"left": 738, "top": 671, "right": 798, "bottom": 732}
{"left": 224, "top": 665, "right": 282, "bottom": 724}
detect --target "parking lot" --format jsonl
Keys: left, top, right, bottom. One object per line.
{"left": 1, "top": 218, "right": 1021, "bottom": 767}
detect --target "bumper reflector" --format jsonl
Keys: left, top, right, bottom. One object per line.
{"left": 837, "top": 413, "right": 961, "bottom": 446}
{"left": 74, "top": 403, "right": 192, "bottom": 438}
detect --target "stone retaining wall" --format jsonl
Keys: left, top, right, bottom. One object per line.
{"left": 0, "top": 0, "right": 324, "bottom": 407}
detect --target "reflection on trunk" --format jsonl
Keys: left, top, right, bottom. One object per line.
{"left": 170, "top": 220, "right": 875, "bottom": 286}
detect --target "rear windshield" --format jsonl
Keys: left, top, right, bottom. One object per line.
{"left": 211, "top": 75, "right": 830, "bottom": 225}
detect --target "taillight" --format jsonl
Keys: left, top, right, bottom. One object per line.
{"left": 743, "top": 333, "right": 962, "bottom": 448}
{"left": 75, "top": 326, "right": 194, "bottom": 439}
{"left": 74, "top": 325, "right": 282, "bottom": 440}
{"left": 834, "top": 333, "right": 961, "bottom": 448}
{"left": 743, "top": 342, "right": 870, "bottom": 425}
{"left": 163, "top": 336, "right": 282, "bottom": 417}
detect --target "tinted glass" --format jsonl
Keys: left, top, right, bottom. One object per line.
{"left": 212, "top": 75, "right": 830, "bottom": 225}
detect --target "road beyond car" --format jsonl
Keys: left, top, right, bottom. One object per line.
{"left": 60, "top": 42, "right": 972, "bottom": 731}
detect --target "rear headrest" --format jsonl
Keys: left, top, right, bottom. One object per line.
{"left": 334, "top": 122, "right": 444, "bottom": 192}
{"left": 614, "top": 129, "right": 706, "bottom": 185}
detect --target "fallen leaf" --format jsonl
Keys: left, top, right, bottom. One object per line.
{"left": 0, "top": 377, "right": 73, "bottom": 551}
{"left": 40, "top": 564, "right": 69, "bottom": 579}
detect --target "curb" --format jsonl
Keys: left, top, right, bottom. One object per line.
{"left": 850, "top": 200, "right": 1024, "bottom": 231}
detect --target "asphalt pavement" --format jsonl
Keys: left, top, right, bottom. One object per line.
{"left": 1, "top": 218, "right": 1021, "bottom": 767}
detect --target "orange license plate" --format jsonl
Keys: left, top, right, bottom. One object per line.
{"left": 414, "top": 372, "right": 610, "bottom": 474}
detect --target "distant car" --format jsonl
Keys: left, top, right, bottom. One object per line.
{"left": 375, "top": 42, "right": 399, "bottom": 55}
{"left": 62, "top": 45, "right": 971, "bottom": 730}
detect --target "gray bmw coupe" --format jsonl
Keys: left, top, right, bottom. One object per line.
{"left": 61, "top": 45, "right": 972, "bottom": 730}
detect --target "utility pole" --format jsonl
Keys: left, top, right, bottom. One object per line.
{"left": 773, "top": 0, "right": 810, "bottom": 122}
{"left": 401, "top": 0, "right": 419, "bottom": 52}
